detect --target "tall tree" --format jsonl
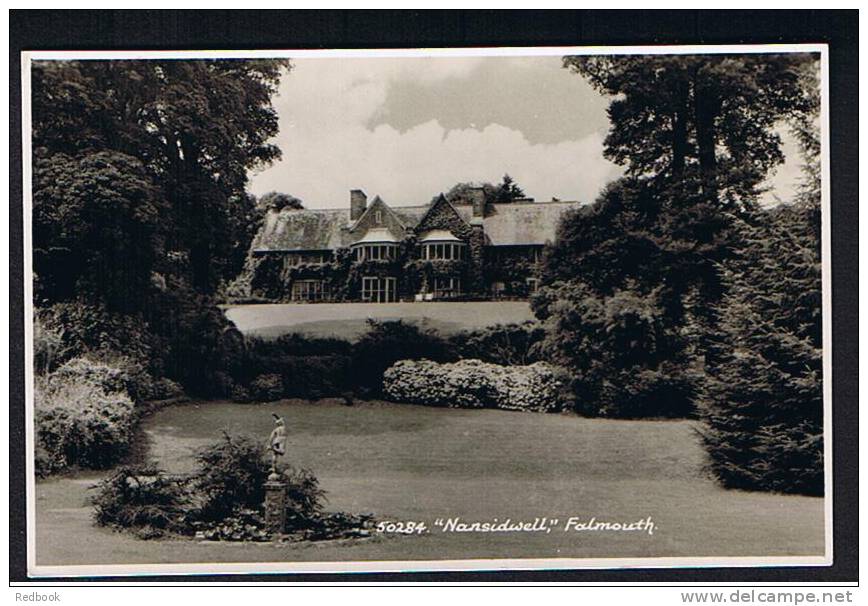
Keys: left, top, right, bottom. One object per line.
{"left": 564, "top": 53, "right": 818, "bottom": 205}
{"left": 697, "top": 201, "right": 822, "bottom": 495}
{"left": 32, "top": 59, "right": 290, "bottom": 294}
{"left": 32, "top": 59, "right": 290, "bottom": 394}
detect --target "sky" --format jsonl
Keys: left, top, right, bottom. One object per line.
{"left": 248, "top": 55, "right": 803, "bottom": 209}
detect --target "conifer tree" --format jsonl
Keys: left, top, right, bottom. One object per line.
{"left": 697, "top": 200, "right": 823, "bottom": 494}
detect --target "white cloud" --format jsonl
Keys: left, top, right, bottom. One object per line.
{"left": 249, "top": 57, "right": 621, "bottom": 208}
{"left": 250, "top": 56, "right": 804, "bottom": 209}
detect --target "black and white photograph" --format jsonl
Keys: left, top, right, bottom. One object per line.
{"left": 19, "top": 40, "right": 835, "bottom": 577}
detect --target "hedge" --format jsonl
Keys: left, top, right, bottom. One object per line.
{"left": 383, "top": 358, "right": 563, "bottom": 412}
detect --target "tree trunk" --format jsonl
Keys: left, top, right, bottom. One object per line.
{"left": 671, "top": 79, "right": 690, "bottom": 194}
{"left": 693, "top": 76, "right": 720, "bottom": 203}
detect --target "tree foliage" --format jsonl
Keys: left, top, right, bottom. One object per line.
{"left": 32, "top": 58, "right": 289, "bottom": 295}
{"left": 257, "top": 191, "right": 305, "bottom": 212}
{"left": 33, "top": 151, "right": 162, "bottom": 311}
{"left": 698, "top": 200, "right": 822, "bottom": 494}
{"left": 538, "top": 53, "right": 822, "bottom": 430}
{"left": 564, "top": 53, "right": 819, "bottom": 205}
{"left": 434, "top": 173, "right": 527, "bottom": 205}
{"left": 31, "top": 59, "right": 290, "bottom": 394}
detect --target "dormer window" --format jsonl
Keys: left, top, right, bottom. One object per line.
{"left": 419, "top": 230, "right": 466, "bottom": 261}
{"left": 375, "top": 210, "right": 382, "bottom": 224}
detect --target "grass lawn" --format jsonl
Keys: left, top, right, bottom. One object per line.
{"left": 34, "top": 399, "right": 825, "bottom": 571}
{"left": 224, "top": 301, "right": 536, "bottom": 340}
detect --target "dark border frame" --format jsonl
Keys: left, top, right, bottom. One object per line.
{"left": 8, "top": 9, "right": 858, "bottom": 584}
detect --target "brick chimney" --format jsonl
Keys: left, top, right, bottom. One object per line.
{"left": 468, "top": 187, "right": 486, "bottom": 218}
{"left": 350, "top": 189, "right": 367, "bottom": 221}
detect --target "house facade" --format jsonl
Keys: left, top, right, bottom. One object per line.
{"left": 249, "top": 188, "right": 582, "bottom": 303}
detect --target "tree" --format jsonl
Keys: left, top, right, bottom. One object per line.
{"left": 697, "top": 201, "right": 822, "bottom": 495}
{"left": 493, "top": 174, "right": 526, "bottom": 203}
{"left": 32, "top": 58, "right": 290, "bottom": 293}
{"left": 32, "top": 151, "right": 164, "bottom": 312}
{"left": 564, "top": 53, "right": 819, "bottom": 205}
{"left": 536, "top": 53, "right": 820, "bottom": 419}
{"left": 31, "top": 58, "right": 290, "bottom": 394}
{"left": 433, "top": 174, "right": 527, "bottom": 206}
{"left": 257, "top": 191, "right": 305, "bottom": 212}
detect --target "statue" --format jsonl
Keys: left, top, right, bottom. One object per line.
{"left": 267, "top": 413, "right": 287, "bottom": 480}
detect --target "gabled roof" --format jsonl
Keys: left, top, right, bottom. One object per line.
{"left": 251, "top": 197, "right": 585, "bottom": 252}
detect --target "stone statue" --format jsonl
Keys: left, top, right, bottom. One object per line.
{"left": 267, "top": 413, "right": 287, "bottom": 480}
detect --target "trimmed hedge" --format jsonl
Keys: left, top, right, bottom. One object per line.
{"left": 383, "top": 358, "right": 563, "bottom": 412}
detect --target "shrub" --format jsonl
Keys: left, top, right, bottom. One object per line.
{"left": 35, "top": 359, "right": 137, "bottom": 474}
{"left": 33, "top": 313, "right": 66, "bottom": 375}
{"left": 38, "top": 302, "right": 160, "bottom": 374}
{"left": 383, "top": 359, "right": 563, "bottom": 412}
{"left": 50, "top": 355, "right": 156, "bottom": 402}
{"left": 450, "top": 322, "right": 545, "bottom": 365}
{"left": 534, "top": 281, "right": 696, "bottom": 418}
{"left": 276, "top": 356, "right": 351, "bottom": 399}
{"left": 189, "top": 433, "right": 331, "bottom": 536}
{"left": 192, "top": 433, "right": 271, "bottom": 521}
{"left": 283, "top": 466, "right": 328, "bottom": 530}
{"left": 149, "top": 377, "right": 185, "bottom": 400}
{"left": 193, "top": 508, "right": 270, "bottom": 542}
{"left": 91, "top": 466, "right": 190, "bottom": 538}
{"left": 241, "top": 335, "right": 352, "bottom": 399}
{"left": 249, "top": 373, "right": 284, "bottom": 401}
{"left": 351, "top": 320, "right": 456, "bottom": 396}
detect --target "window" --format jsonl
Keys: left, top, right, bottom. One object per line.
{"left": 288, "top": 252, "right": 329, "bottom": 266}
{"left": 291, "top": 280, "right": 330, "bottom": 302}
{"left": 526, "top": 277, "right": 540, "bottom": 294}
{"left": 361, "top": 276, "right": 397, "bottom": 303}
{"left": 354, "top": 244, "right": 395, "bottom": 262}
{"left": 423, "top": 242, "right": 466, "bottom": 260}
{"left": 375, "top": 210, "right": 382, "bottom": 224}
{"left": 433, "top": 277, "right": 462, "bottom": 299}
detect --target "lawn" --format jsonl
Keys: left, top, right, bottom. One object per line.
{"left": 33, "top": 399, "right": 825, "bottom": 572}
{"left": 224, "top": 301, "right": 536, "bottom": 340}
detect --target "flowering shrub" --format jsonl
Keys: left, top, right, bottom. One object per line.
{"left": 383, "top": 359, "right": 563, "bottom": 412}
{"left": 35, "top": 360, "right": 137, "bottom": 474}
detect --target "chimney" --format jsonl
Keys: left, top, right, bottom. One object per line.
{"left": 350, "top": 189, "right": 367, "bottom": 221}
{"left": 468, "top": 187, "right": 486, "bottom": 218}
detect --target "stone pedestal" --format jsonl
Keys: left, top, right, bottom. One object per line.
{"left": 263, "top": 475, "right": 287, "bottom": 535}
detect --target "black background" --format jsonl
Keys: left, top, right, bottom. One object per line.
{"left": 8, "top": 9, "right": 858, "bottom": 584}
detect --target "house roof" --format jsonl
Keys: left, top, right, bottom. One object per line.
{"left": 351, "top": 227, "right": 400, "bottom": 245}
{"left": 251, "top": 208, "right": 351, "bottom": 252}
{"left": 481, "top": 201, "right": 583, "bottom": 245}
{"left": 420, "top": 229, "right": 463, "bottom": 243}
{"left": 252, "top": 199, "right": 584, "bottom": 252}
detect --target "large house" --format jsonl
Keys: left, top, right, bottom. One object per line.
{"left": 249, "top": 188, "right": 583, "bottom": 302}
